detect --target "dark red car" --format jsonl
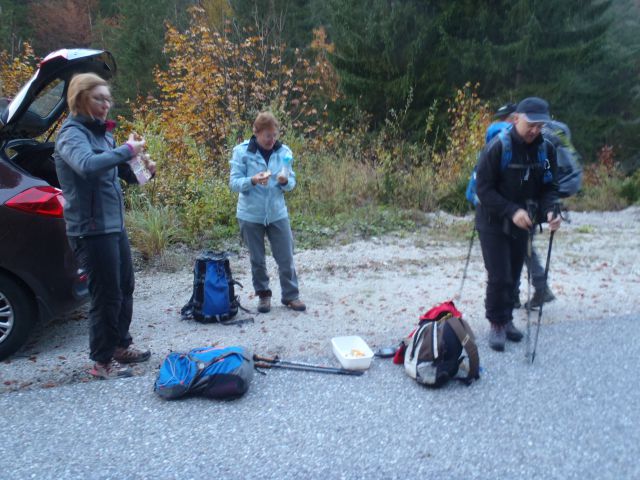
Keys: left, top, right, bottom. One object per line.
{"left": 0, "top": 49, "right": 116, "bottom": 360}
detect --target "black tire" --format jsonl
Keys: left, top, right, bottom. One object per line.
{"left": 0, "top": 274, "right": 36, "bottom": 361}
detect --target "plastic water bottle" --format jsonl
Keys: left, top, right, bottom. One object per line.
{"left": 129, "top": 154, "right": 152, "bottom": 185}
{"left": 278, "top": 155, "right": 292, "bottom": 182}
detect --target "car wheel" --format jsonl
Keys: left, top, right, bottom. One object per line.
{"left": 0, "top": 274, "right": 36, "bottom": 361}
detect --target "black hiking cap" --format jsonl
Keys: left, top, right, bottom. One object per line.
{"left": 494, "top": 102, "right": 516, "bottom": 119}
{"left": 516, "top": 97, "right": 551, "bottom": 123}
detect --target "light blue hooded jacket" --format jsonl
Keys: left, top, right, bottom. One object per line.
{"left": 229, "top": 137, "right": 297, "bottom": 225}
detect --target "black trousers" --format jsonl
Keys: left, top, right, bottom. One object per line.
{"left": 69, "top": 231, "right": 134, "bottom": 363}
{"left": 478, "top": 227, "right": 528, "bottom": 326}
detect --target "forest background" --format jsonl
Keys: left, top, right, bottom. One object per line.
{"left": 1, "top": 0, "right": 639, "bottom": 259}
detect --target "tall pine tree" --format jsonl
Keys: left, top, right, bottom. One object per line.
{"left": 327, "top": 0, "right": 632, "bottom": 159}
{"left": 106, "top": 0, "right": 195, "bottom": 106}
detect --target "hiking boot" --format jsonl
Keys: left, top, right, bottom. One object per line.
{"left": 282, "top": 299, "right": 307, "bottom": 312}
{"left": 257, "top": 290, "right": 272, "bottom": 313}
{"left": 89, "top": 360, "right": 133, "bottom": 380}
{"left": 113, "top": 346, "right": 151, "bottom": 364}
{"left": 505, "top": 321, "right": 523, "bottom": 342}
{"left": 258, "top": 296, "right": 271, "bottom": 313}
{"left": 524, "top": 286, "right": 556, "bottom": 310}
{"left": 488, "top": 324, "right": 506, "bottom": 352}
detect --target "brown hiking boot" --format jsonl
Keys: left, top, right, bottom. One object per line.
{"left": 524, "top": 286, "right": 556, "bottom": 310}
{"left": 113, "top": 346, "right": 151, "bottom": 364}
{"left": 258, "top": 296, "right": 271, "bottom": 313}
{"left": 257, "top": 290, "right": 272, "bottom": 313}
{"left": 282, "top": 299, "right": 306, "bottom": 312}
{"left": 89, "top": 360, "right": 133, "bottom": 380}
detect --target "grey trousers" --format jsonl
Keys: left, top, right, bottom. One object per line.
{"left": 238, "top": 217, "right": 300, "bottom": 302}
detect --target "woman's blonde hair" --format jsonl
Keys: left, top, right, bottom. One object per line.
{"left": 67, "top": 73, "right": 109, "bottom": 116}
{"left": 253, "top": 111, "right": 280, "bottom": 134}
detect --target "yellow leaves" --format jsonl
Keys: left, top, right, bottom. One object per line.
{"left": 124, "top": 7, "right": 342, "bottom": 235}
{"left": 0, "top": 43, "right": 37, "bottom": 98}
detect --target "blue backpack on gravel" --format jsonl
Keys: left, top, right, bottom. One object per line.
{"left": 154, "top": 346, "right": 254, "bottom": 400}
{"left": 181, "top": 251, "right": 244, "bottom": 323}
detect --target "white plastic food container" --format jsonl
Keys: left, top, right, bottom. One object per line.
{"left": 331, "top": 336, "right": 374, "bottom": 370}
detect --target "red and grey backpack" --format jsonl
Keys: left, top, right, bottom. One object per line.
{"left": 396, "top": 301, "right": 480, "bottom": 387}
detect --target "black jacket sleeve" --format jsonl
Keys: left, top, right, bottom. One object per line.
{"left": 118, "top": 162, "right": 138, "bottom": 184}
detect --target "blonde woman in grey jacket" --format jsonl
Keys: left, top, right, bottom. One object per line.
{"left": 229, "top": 111, "right": 306, "bottom": 314}
{"left": 54, "top": 73, "right": 155, "bottom": 379}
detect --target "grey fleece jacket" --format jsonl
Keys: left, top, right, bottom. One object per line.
{"left": 54, "top": 115, "right": 137, "bottom": 236}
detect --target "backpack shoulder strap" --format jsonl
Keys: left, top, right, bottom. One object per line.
{"left": 498, "top": 129, "right": 512, "bottom": 171}
{"left": 447, "top": 317, "right": 480, "bottom": 384}
{"left": 540, "top": 138, "right": 553, "bottom": 183}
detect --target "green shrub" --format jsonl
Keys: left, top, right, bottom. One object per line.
{"left": 126, "top": 197, "right": 179, "bottom": 259}
{"left": 620, "top": 170, "right": 640, "bottom": 204}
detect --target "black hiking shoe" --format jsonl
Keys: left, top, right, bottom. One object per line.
{"left": 525, "top": 286, "right": 556, "bottom": 310}
{"left": 505, "top": 321, "right": 523, "bottom": 342}
{"left": 488, "top": 324, "right": 506, "bottom": 352}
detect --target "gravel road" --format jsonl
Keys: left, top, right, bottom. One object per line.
{"left": 1, "top": 314, "right": 638, "bottom": 479}
{"left": 1, "top": 207, "right": 639, "bottom": 478}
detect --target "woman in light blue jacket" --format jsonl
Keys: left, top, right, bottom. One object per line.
{"left": 229, "top": 112, "right": 306, "bottom": 313}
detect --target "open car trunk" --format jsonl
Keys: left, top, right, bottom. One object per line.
{"left": 4, "top": 140, "right": 60, "bottom": 188}
{"left": 0, "top": 49, "right": 116, "bottom": 190}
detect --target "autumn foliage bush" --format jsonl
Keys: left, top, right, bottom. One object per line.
{"left": 124, "top": 6, "right": 338, "bottom": 244}
{"left": 0, "top": 43, "right": 37, "bottom": 98}
{"left": 3, "top": 15, "right": 635, "bottom": 258}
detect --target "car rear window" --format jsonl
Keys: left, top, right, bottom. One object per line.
{"left": 30, "top": 80, "right": 65, "bottom": 118}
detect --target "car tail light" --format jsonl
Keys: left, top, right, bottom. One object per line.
{"left": 5, "top": 186, "right": 66, "bottom": 218}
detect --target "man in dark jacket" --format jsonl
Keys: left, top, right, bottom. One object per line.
{"left": 475, "top": 97, "right": 562, "bottom": 351}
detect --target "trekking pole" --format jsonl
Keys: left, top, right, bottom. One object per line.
{"left": 455, "top": 224, "right": 476, "bottom": 302}
{"left": 524, "top": 200, "right": 538, "bottom": 361}
{"left": 531, "top": 203, "right": 561, "bottom": 363}
{"left": 254, "top": 362, "right": 364, "bottom": 376}
{"left": 253, "top": 355, "right": 364, "bottom": 376}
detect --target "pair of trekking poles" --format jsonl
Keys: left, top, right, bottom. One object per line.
{"left": 253, "top": 354, "right": 364, "bottom": 376}
{"left": 458, "top": 201, "right": 561, "bottom": 363}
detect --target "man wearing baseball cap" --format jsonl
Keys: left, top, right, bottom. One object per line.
{"left": 474, "top": 96, "right": 562, "bottom": 352}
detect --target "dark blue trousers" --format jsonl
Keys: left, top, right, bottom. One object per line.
{"left": 69, "top": 231, "right": 134, "bottom": 363}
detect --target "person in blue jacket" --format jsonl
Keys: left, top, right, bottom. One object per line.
{"left": 55, "top": 73, "right": 154, "bottom": 379}
{"left": 229, "top": 111, "right": 306, "bottom": 313}
{"left": 485, "top": 102, "right": 516, "bottom": 143}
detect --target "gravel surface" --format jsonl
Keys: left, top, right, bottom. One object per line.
{"left": 1, "top": 206, "right": 639, "bottom": 392}
{"left": 1, "top": 314, "right": 638, "bottom": 479}
{"left": 2, "top": 207, "right": 639, "bottom": 478}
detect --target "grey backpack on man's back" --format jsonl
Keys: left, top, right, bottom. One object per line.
{"left": 542, "top": 120, "right": 583, "bottom": 198}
